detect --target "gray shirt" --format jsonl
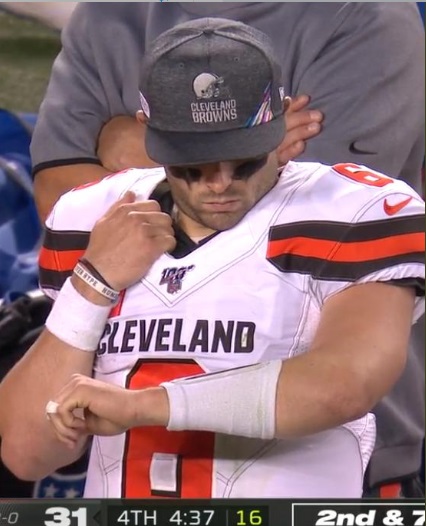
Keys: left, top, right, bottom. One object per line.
{"left": 31, "top": 2, "right": 425, "bottom": 487}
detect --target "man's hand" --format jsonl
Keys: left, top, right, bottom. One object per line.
{"left": 46, "top": 375, "right": 138, "bottom": 448}
{"left": 97, "top": 115, "right": 159, "bottom": 172}
{"left": 277, "top": 95, "right": 323, "bottom": 165}
{"left": 46, "top": 374, "right": 169, "bottom": 448}
{"left": 83, "top": 191, "right": 176, "bottom": 291}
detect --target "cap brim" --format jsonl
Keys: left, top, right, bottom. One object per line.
{"left": 145, "top": 116, "right": 285, "bottom": 166}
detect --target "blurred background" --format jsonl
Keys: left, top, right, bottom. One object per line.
{"left": 0, "top": 2, "right": 424, "bottom": 113}
{"left": 0, "top": 2, "right": 72, "bottom": 112}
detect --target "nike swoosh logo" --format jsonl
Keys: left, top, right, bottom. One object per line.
{"left": 348, "top": 141, "right": 377, "bottom": 155}
{"left": 383, "top": 196, "right": 413, "bottom": 216}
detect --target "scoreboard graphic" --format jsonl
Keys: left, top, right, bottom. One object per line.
{"left": 0, "top": 499, "right": 424, "bottom": 526}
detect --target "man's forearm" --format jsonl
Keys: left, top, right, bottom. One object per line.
{"left": 135, "top": 284, "right": 414, "bottom": 439}
{"left": 34, "top": 164, "right": 110, "bottom": 223}
{"left": 0, "top": 276, "right": 112, "bottom": 479}
{"left": 0, "top": 329, "right": 95, "bottom": 479}
{"left": 135, "top": 354, "right": 372, "bottom": 438}
{"left": 133, "top": 343, "right": 401, "bottom": 440}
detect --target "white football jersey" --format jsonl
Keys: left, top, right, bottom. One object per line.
{"left": 40, "top": 161, "right": 425, "bottom": 498}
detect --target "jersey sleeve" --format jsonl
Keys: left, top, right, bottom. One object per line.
{"left": 30, "top": 4, "right": 110, "bottom": 174}
{"left": 38, "top": 169, "right": 147, "bottom": 299}
{"left": 296, "top": 3, "right": 425, "bottom": 191}
{"left": 312, "top": 181, "right": 425, "bottom": 321}
{"left": 39, "top": 214, "right": 88, "bottom": 301}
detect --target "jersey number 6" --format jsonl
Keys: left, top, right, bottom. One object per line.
{"left": 333, "top": 163, "right": 393, "bottom": 187}
{"left": 123, "top": 360, "right": 214, "bottom": 498}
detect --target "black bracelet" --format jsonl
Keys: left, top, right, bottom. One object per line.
{"left": 78, "top": 257, "right": 115, "bottom": 290}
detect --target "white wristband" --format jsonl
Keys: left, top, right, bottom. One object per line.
{"left": 45, "top": 277, "right": 111, "bottom": 351}
{"left": 161, "top": 360, "right": 282, "bottom": 439}
{"left": 74, "top": 262, "right": 119, "bottom": 303}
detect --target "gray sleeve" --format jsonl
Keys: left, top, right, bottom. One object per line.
{"left": 30, "top": 4, "right": 110, "bottom": 174}
{"left": 295, "top": 3, "right": 425, "bottom": 192}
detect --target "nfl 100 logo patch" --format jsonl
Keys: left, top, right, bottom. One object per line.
{"left": 159, "top": 265, "right": 195, "bottom": 294}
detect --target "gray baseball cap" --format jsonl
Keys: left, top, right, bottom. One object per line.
{"left": 140, "top": 17, "right": 285, "bottom": 166}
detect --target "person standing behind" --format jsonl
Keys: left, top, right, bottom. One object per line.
{"left": 31, "top": 3, "right": 424, "bottom": 218}
{"left": 29, "top": 3, "right": 425, "bottom": 496}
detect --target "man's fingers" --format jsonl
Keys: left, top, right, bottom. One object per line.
{"left": 102, "top": 190, "right": 136, "bottom": 217}
{"left": 277, "top": 115, "right": 322, "bottom": 165}
{"left": 161, "top": 234, "right": 177, "bottom": 254}
{"left": 128, "top": 210, "right": 173, "bottom": 227}
{"left": 286, "top": 108, "right": 323, "bottom": 132}
{"left": 123, "top": 198, "right": 161, "bottom": 212}
{"left": 290, "top": 121, "right": 322, "bottom": 143}
{"left": 287, "top": 94, "right": 310, "bottom": 113}
{"left": 48, "top": 413, "right": 84, "bottom": 448}
{"left": 121, "top": 190, "right": 137, "bottom": 202}
{"left": 114, "top": 190, "right": 137, "bottom": 208}
{"left": 46, "top": 392, "right": 89, "bottom": 447}
{"left": 108, "top": 192, "right": 161, "bottom": 216}
{"left": 278, "top": 140, "right": 306, "bottom": 165}
{"left": 143, "top": 231, "right": 177, "bottom": 253}
{"left": 138, "top": 224, "right": 173, "bottom": 239}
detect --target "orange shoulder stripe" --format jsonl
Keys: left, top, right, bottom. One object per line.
{"left": 267, "top": 232, "right": 424, "bottom": 263}
{"left": 39, "top": 247, "right": 85, "bottom": 272}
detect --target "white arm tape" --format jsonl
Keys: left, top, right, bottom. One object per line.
{"left": 161, "top": 360, "right": 282, "bottom": 440}
{"left": 45, "top": 401, "right": 59, "bottom": 414}
{"left": 45, "top": 277, "right": 111, "bottom": 351}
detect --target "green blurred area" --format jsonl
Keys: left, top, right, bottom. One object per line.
{"left": 0, "top": 10, "right": 61, "bottom": 112}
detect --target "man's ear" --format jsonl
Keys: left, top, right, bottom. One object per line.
{"left": 136, "top": 110, "right": 148, "bottom": 125}
{"left": 282, "top": 96, "right": 292, "bottom": 113}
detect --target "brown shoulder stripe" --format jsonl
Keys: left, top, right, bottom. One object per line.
{"left": 42, "top": 227, "right": 90, "bottom": 251}
{"left": 267, "top": 253, "right": 425, "bottom": 282}
{"left": 39, "top": 229, "right": 90, "bottom": 290}
{"left": 39, "top": 268, "right": 73, "bottom": 291}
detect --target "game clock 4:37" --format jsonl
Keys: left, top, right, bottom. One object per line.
{"left": 108, "top": 505, "right": 269, "bottom": 526}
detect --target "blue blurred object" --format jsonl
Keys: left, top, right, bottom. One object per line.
{"left": 0, "top": 109, "right": 41, "bottom": 301}
{"left": 418, "top": 2, "right": 425, "bottom": 23}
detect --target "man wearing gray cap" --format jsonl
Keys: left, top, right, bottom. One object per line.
{"left": 1, "top": 18, "right": 424, "bottom": 499}
{"left": 28, "top": 3, "right": 425, "bottom": 498}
